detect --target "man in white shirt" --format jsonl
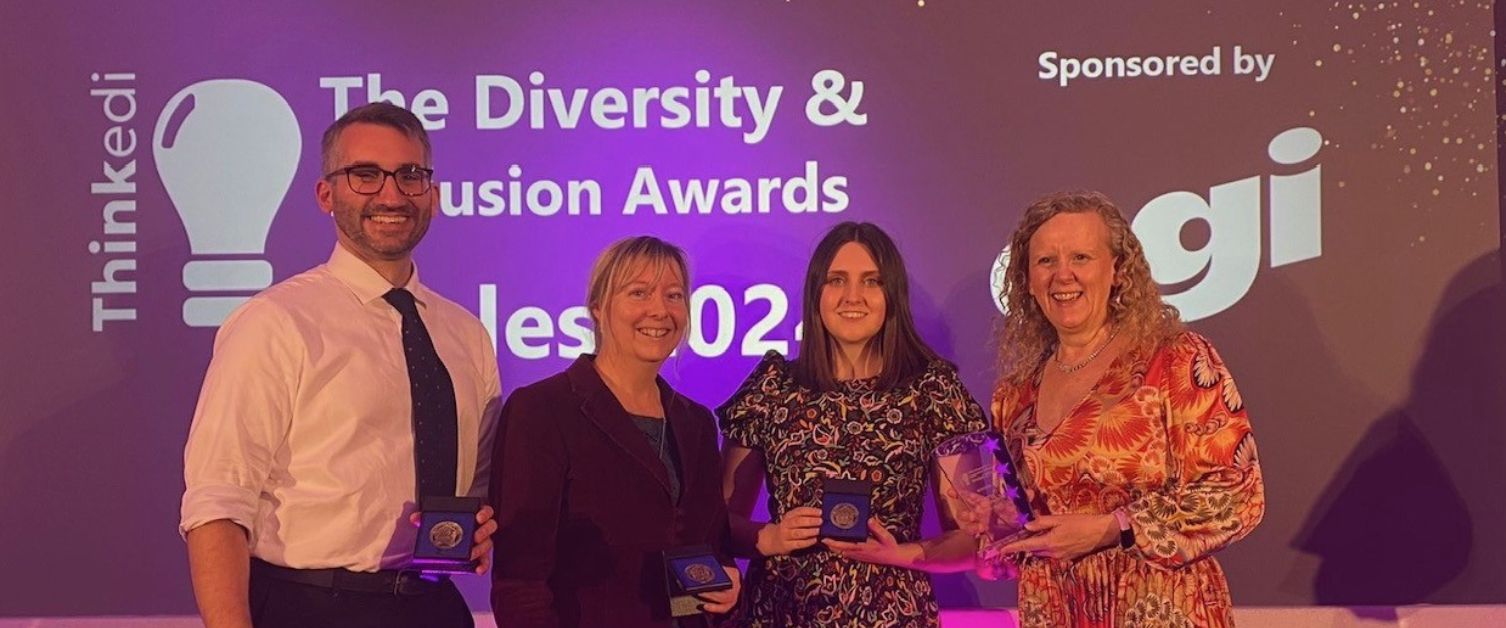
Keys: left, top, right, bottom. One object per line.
{"left": 181, "top": 102, "right": 501, "bottom": 628}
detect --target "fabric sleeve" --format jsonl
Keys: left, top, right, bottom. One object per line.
{"left": 692, "top": 402, "right": 737, "bottom": 568}
{"left": 920, "top": 362, "right": 989, "bottom": 453}
{"left": 714, "top": 351, "right": 789, "bottom": 451}
{"left": 489, "top": 385, "right": 568, "bottom": 627}
{"left": 179, "top": 298, "right": 301, "bottom": 541}
{"left": 1126, "top": 332, "right": 1265, "bottom": 570}
{"left": 989, "top": 380, "right": 1028, "bottom": 437}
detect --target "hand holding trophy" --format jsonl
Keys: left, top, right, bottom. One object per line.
{"left": 933, "top": 431, "right": 1035, "bottom": 580}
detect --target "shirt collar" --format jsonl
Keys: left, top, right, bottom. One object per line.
{"left": 326, "top": 243, "right": 431, "bottom": 309}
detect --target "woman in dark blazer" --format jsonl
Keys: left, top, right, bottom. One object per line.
{"left": 490, "top": 236, "right": 739, "bottom": 627}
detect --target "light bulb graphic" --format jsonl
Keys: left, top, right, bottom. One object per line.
{"left": 154, "top": 79, "right": 300, "bottom": 327}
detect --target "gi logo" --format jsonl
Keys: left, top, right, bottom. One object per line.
{"left": 990, "top": 126, "right": 1324, "bottom": 322}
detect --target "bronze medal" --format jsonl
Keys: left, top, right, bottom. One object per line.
{"left": 429, "top": 520, "right": 464, "bottom": 550}
{"left": 684, "top": 563, "right": 716, "bottom": 585}
{"left": 831, "top": 502, "right": 860, "bottom": 530}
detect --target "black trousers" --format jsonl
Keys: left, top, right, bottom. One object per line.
{"left": 249, "top": 567, "right": 474, "bottom": 628}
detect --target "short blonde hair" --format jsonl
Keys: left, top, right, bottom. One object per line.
{"left": 586, "top": 236, "right": 691, "bottom": 347}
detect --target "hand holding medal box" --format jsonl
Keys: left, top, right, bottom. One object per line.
{"left": 410, "top": 496, "right": 482, "bottom": 574}
{"left": 663, "top": 545, "right": 734, "bottom": 618}
{"left": 819, "top": 477, "right": 873, "bottom": 543}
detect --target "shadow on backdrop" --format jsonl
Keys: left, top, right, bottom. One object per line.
{"left": 1296, "top": 251, "right": 1504, "bottom": 605}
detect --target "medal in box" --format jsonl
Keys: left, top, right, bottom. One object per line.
{"left": 663, "top": 544, "right": 732, "bottom": 617}
{"left": 410, "top": 496, "right": 481, "bottom": 574}
{"left": 819, "top": 477, "right": 873, "bottom": 542}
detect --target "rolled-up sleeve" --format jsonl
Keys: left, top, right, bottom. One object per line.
{"left": 179, "top": 299, "right": 301, "bottom": 541}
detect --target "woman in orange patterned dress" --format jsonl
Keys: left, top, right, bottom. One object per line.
{"left": 983, "top": 191, "right": 1264, "bottom": 627}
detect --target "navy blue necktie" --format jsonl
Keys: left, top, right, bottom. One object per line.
{"left": 383, "top": 288, "right": 459, "bottom": 498}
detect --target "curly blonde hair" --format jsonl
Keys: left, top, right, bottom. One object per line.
{"left": 995, "top": 191, "right": 1181, "bottom": 385}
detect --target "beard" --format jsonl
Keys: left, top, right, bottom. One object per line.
{"left": 331, "top": 196, "right": 431, "bottom": 260}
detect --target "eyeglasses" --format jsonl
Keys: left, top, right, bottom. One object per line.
{"left": 324, "top": 165, "right": 435, "bottom": 196}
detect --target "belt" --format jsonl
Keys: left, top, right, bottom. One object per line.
{"left": 251, "top": 558, "right": 450, "bottom": 596}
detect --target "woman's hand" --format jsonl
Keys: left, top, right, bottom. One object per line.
{"left": 696, "top": 565, "right": 742, "bottom": 614}
{"left": 822, "top": 518, "right": 920, "bottom": 568}
{"left": 755, "top": 506, "right": 823, "bottom": 556}
{"left": 945, "top": 487, "right": 993, "bottom": 537}
{"left": 975, "top": 535, "right": 1022, "bottom": 581}
{"left": 995, "top": 514, "right": 1118, "bottom": 561}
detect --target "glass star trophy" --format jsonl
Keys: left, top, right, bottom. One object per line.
{"left": 933, "top": 431, "right": 1035, "bottom": 565}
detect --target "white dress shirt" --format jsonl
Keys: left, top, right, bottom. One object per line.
{"left": 180, "top": 244, "right": 501, "bottom": 571}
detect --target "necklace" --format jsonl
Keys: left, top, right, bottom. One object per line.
{"left": 1054, "top": 328, "right": 1119, "bottom": 374}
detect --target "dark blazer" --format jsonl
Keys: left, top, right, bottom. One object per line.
{"left": 490, "top": 355, "right": 731, "bottom": 628}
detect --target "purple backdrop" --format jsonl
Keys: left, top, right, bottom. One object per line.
{"left": 1, "top": 0, "right": 1502, "bottom": 617}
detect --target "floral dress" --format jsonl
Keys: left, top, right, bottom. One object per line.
{"left": 993, "top": 331, "right": 1265, "bottom": 627}
{"left": 718, "top": 351, "right": 986, "bottom": 627}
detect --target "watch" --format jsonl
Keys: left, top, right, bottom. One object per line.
{"left": 1112, "top": 509, "right": 1135, "bottom": 549}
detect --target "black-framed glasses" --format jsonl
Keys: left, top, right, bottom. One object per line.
{"left": 324, "top": 165, "right": 435, "bottom": 196}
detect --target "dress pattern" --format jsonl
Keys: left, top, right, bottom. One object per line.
{"left": 718, "top": 351, "right": 986, "bottom": 627}
{"left": 992, "top": 331, "right": 1264, "bottom": 627}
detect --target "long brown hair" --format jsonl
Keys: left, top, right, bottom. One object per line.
{"left": 792, "top": 222, "right": 940, "bottom": 391}
{"left": 995, "top": 191, "right": 1181, "bottom": 385}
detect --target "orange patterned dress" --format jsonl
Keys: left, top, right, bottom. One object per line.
{"left": 992, "top": 331, "right": 1264, "bottom": 627}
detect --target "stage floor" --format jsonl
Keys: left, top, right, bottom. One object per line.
{"left": 5, "top": 607, "right": 1506, "bottom": 627}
